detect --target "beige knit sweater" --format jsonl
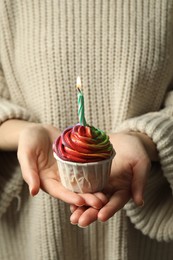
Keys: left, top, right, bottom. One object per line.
{"left": 1, "top": 1, "right": 173, "bottom": 259}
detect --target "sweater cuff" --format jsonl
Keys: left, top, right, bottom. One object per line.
{"left": 124, "top": 165, "right": 173, "bottom": 241}
{"left": 0, "top": 98, "right": 37, "bottom": 125}
{"left": 116, "top": 110, "right": 173, "bottom": 241}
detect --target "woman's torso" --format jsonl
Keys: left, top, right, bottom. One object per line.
{"left": 1, "top": 0, "right": 173, "bottom": 132}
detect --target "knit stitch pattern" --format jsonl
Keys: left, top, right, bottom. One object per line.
{"left": 0, "top": 0, "right": 173, "bottom": 259}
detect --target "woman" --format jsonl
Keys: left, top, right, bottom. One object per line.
{"left": 0, "top": 1, "right": 173, "bottom": 259}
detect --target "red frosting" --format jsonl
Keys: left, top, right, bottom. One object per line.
{"left": 53, "top": 124, "right": 113, "bottom": 163}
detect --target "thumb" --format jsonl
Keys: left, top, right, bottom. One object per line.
{"left": 18, "top": 152, "right": 40, "bottom": 196}
{"left": 131, "top": 158, "right": 151, "bottom": 206}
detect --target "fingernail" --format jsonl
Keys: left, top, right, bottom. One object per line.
{"left": 29, "top": 187, "right": 35, "bottom": 197}
{"left": 139, "top": 200, "right": 144, "bottom": 207}
{"left": 78, "top": 224, "right": 88, "bottom": 228}
{"left": 93, "top": 206, "right": 101, "bottom": 210}
{"left": 29, "top": 187, "right": 32, "bottom": 195}
{"left": 70, "top": 206, "right": 75, "bottom": 213}
{"left": 70, "top": 222, "right": 77, "bottom": 225}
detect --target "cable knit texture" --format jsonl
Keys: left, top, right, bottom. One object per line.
{"left": 0, "top": 0, "right": 173, "bottom": 259}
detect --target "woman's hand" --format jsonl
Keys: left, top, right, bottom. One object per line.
{"left": 70, "top": 131, "right": 158, "bottom": 227}
{"left": 18, "top": 124, "right": 81, "bottom": 204}
{"left": 17, "top": 123, "right": 108, "bottom": 208}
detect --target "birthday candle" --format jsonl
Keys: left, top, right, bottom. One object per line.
{"left": 76, "top": 77, "right": 87, "bottom": 126}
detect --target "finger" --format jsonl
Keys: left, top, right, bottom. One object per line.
{"left": 78, "top": 207, "right": 99, "bottom": 227}
{"left": 78, "top": 193, "right": 104, "bottom": 209}
{"left": 70, "top": 191, "right": 108, "bottom": 217}
{"left": 70, "top": 205, "right": 78, "bottom": 213}
{"left": 132, "top": 158, "right": 151, "bottom": 206}
{"left": 70, "top": 206, "right": 86, "bottom": 224}
{"left": 18, "top": 153, "right": 40, "bottom": 196}
{"left": 29, "top": 171, "right": 40, "bottom": 196}
{"left": 41, "top": 177, "right": 85, "bottom": 206}
{"left": 93, "top": 192, "right": 109, "bottom": 205}
{"left": 98, "top": 190, "right": 130, "bottom": 222}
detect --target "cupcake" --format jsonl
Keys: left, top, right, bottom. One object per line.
{"left": 53, "top": 77, "right": 115, "bottom": 193}
{"left": 53, "top": 124, "right": 115, "bottom": 193}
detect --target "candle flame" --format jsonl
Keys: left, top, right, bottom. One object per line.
{"left": 76, "top": 76, "right": 81, "bottom": 90}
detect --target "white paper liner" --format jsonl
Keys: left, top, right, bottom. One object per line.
{"left": 54, "top": 151, "right": 115, "bottom": 193}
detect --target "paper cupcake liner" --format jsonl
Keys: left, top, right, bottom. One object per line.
{"left": 54, "top": 151, "right": 115, "bottom": 193}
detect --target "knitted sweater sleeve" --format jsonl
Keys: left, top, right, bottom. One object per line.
{"left": 116, "top": 86, "right": 173, "bottom": 242}
{"left": 0, "top": 69, "right": 36, "bottom": 124}
{"left": 0, "top": 68, "right": 37, "bottom": 217}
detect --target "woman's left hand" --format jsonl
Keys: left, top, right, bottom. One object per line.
{"left": 70, "top": 131, "right": 158, "bottom": 227}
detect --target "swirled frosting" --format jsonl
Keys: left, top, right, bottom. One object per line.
{"left": 53, "top": 124, "right": 114, "bottom": 163}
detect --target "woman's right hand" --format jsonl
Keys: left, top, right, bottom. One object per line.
{"left": 17, "top": 123, "right": 85, "bottom": 205}
{"left": 17, "top": 123, "right": 107, "bottom": 209}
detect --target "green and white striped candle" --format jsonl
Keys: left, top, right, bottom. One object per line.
{"left": 76, "top": 77, "right": 87, "bottom": 126}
